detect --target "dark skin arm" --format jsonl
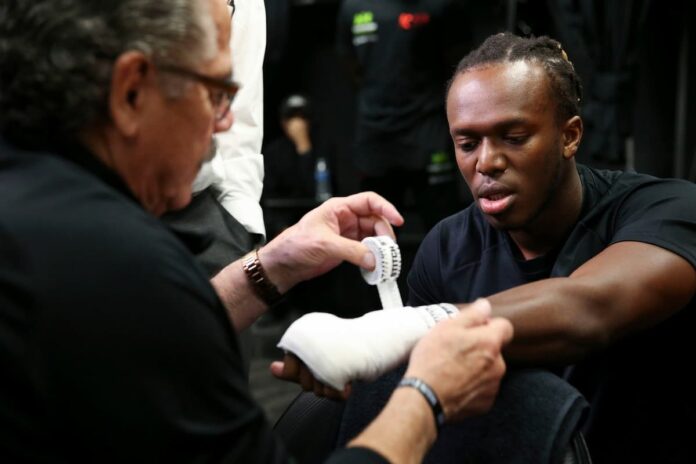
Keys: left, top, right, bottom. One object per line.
{"left": 472, "top": 241, "right": 696, "bottom": 364}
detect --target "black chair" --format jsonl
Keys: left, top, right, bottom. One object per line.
{"left": 274, "top": 370, "right": 593, "bottom": 464}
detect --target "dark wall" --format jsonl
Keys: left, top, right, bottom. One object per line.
{"left": 264, "top": 0, "right": 696, "bottom": 182}
{"left": 264, "top": 0, "right": 359, "bottom": 196}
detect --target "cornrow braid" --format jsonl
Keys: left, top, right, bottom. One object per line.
{"left": 446, "top": 32, "right": 583, "bottom": 121}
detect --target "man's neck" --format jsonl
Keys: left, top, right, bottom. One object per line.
{"left": 509, "top": 167, "right": 583, "bottom": 260}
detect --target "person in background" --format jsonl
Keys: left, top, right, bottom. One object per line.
{"left": 263, "top": 94, "right": 334, "bottom": 239}
{"left": 336, "top": 0, "right": 469, "bottom": 231}
{"left": 0, "top": 1, "right": 512, "bottom": 462}
{"left": 263, "top": 94, "right": 320, "bottom": 201}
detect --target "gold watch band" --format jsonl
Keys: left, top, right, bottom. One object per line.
{"left": 242, "top": 249, "right": 283, "bottom": 306}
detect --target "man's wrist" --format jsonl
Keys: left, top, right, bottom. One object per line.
{"left": 397, "top": 377, "right": 445, "bottom": 432}
{"left": 255, "top": 245, "right": 296, "bottom": 294}
{"left": 242, "top": 249, "right": 284, "bottom": 306}
{"left": 350, "top": 387, "right": 436, "bottom": 463}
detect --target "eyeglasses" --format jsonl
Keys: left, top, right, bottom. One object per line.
{"left": 228, "top": 0, "right": 235, "bottom": 17}
{"left": 158, "top": 64, "right": 239, "bottom": 121}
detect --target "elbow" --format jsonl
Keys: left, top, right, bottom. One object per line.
{"left": 567, "top": 319, "right": 613, "bottom": 358}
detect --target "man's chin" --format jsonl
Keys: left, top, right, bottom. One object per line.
{"left": 166, "top": 193, "right": 193, "bottom": 214}
{"left": 480, "top": 208, "right": 516, "bottom": 231}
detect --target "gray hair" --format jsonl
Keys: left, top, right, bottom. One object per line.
{"left": 0, "top": 0, "right": 217, "bottom": 147}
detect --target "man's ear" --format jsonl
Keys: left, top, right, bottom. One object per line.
{"left": 561, "top": 115, "right": 583, "bottom": 160}
{"left": 109, "top": 51, "right": 150, "bottom": 138}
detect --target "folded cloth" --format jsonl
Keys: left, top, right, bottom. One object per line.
{"left": 337, "top": 368, "right": 589, "bottom": 464}
{"left": 276, "top": 304, "right": 458, "bottom": 390}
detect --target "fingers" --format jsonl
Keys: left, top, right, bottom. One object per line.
{"left": 485, "top": 317, "right": 514, "bottom": 346}
{"left": 342, "top": 192, "right": 404, "bottom": 227}
{"left": 270, "top": 354, "right": 350, "bottom": 400}
{"left": 455, "top": 315, "right": 513, "bottom": 356}
{"left": 452, "top": 298, "right": 492, "bottom": 327}
{"left": 325, "top": 234, "right": 378, "bottom": 271}
{"left": 270, "top": 353, "right": 301, "bottom": 381}
{"left": 270, "top": 354, "right": 315, "bottom": 389}
{"left": 358, "top": 215, "right": 395, "bottom": 239}
{"left": 270, "top": 360, "right": 285, "bottom": 379}
{"left": 371, "top": 217, "right": 395, "bottom": 237}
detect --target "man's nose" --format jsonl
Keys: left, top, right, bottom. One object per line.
{"left": 476, "top": 138, "right": 506, "bottom": 175}
{"left": 214, "top": 110, "right": 234, "bottom": 133}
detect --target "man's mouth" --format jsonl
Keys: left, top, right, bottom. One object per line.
{"left": 477, "top": 185, "right": 514, "bottom": 215}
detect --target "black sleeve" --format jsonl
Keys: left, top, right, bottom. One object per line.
{"left": 407, "top": 223, "right": 446, "bottom": 306}
{"left": 611, "top": 178, "right": 696, "bottom": 269}
{"left": 35, "top": 213, "right": 289, "bottom": 463}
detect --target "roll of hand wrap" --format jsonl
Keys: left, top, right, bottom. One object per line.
{"left": 360, "top": 236, "right": 403, "bottom": 309}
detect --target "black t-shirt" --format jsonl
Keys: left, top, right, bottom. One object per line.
{"left": 336, "top": 0, "right": 467, "bottom": 174}
{"left": 0, "top": 139, "right": 385, "bottom": 464}
{"left": 408, "top": 164, "right": 696, "bottom": 462}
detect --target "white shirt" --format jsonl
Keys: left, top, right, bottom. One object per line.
{"left": 193, "top": 0, "right": 267, "bottom": 238}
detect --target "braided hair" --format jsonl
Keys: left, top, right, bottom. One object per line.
{"left": 447, "top": 32, "right": 583, "bottom": 121}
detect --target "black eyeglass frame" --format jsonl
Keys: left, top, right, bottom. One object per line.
{"left": 157, "top": 64, "right": 240, "bottom": 121}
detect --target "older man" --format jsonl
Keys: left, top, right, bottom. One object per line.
{"left": 0, "top": 1, "right": 512, "bottom": 462}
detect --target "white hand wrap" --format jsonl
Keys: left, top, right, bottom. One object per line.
{"left": 277, "top": 303, "right": 459, "bottom": 390}
{"left": 360, "top": 236, "right": 403, "bottom": 309}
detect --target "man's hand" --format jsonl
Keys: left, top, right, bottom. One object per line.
{"left": 259, "top": 192, "right": 404, "bottom": 292}
{"left": 271, "top": 354, "right": 350, "bottom": 400}
{"left": 406, "top": 299, "right": 513, "bottom": 422}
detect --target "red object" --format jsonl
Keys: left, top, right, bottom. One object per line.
{"left": 398, "top": 12, "right": 430, "bottom": 30}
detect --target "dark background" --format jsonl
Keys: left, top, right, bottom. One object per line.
{"left": 264, "top": 0, "right": 696, "bottom": 186}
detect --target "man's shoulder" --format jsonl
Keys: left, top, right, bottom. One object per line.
{"left": 580, "top": 163, "right": 696, "bottom": 204}
{"left": 0, "top": 146, "right": 195, "bottom": 283}
{"left": 562, "top": 164, "right": 696, "bottom": 274}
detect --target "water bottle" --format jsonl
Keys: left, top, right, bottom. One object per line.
{"left": 314, "top": 157, "right": 332, "bottom": 202}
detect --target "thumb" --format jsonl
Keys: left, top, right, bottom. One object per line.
{"left": 270, "top": 353, "right": 301, "bottom": 381}
{"left": 453, "top": 298, "right": 492, "bottom": 328}
{"left": 327, "top": 235, "right": 376, "bottom": 270}
{"left": 270, "top": 361, "right": 286, "bottom": 379}
{"left": 485, "top": 317, "right": 515, "bottom": 347}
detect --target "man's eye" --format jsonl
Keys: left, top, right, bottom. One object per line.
{"left": 504, "top": 135, "right": 528, "bottom": 145}
{"left": 209, "top": 89, "right": 225, "bottom": 105}
{"left": 459, "top": 141, "right": 478, "bottom": 152}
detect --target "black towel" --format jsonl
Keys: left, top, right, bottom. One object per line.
{"left": 337, "top": 367, "right": 588, "bottom": 464}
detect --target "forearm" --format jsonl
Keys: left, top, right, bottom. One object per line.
{"left": 210, "top": 246, "right": 296, "bottom": 332}
{"left": 211, "top": 192, "right": 405, "bottom": 332}
{"left": 475, "top": 242, "right": 696, "bottom": 364}
{"left": 349, "top": 387, "right": 436, "bottom": 464}
{"left": 477, "top": 277, "right": 609, "bottom": 364}
{"left": 210, "top": 257, "right": 267, "bottom": 332}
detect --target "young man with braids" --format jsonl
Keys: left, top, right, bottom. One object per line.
{"left": 326, "top": 32, "right": 696, "bottom": 462}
